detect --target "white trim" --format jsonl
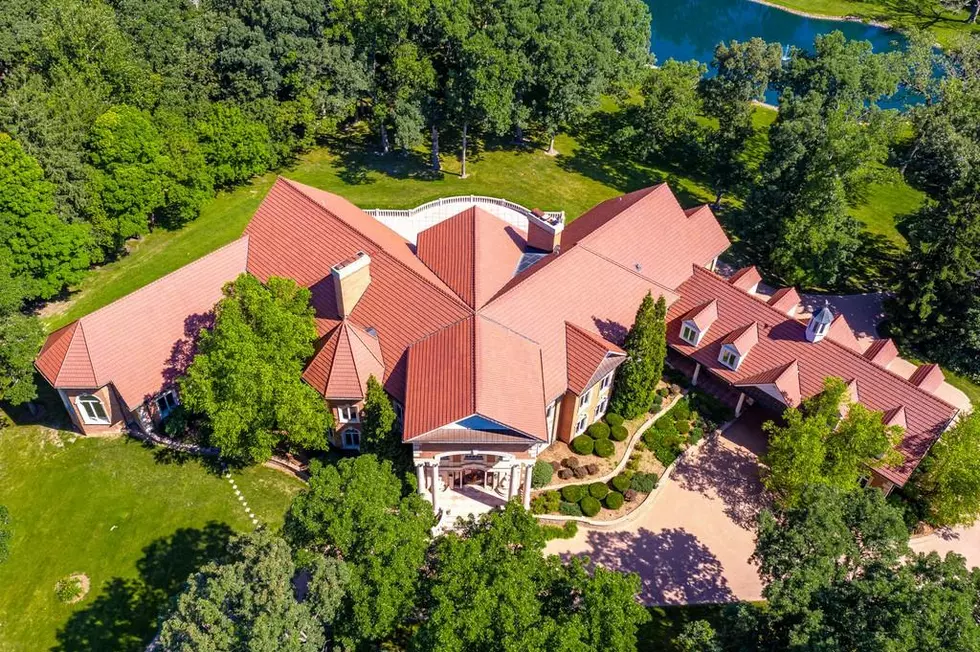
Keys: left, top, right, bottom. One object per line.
{"left": 681, "top": 322, "right": 700, "bottom": 345}
{"left": 718, "top": 345, "right": 741, "bottom": 370}
{"left": 155, "top": 389, "right": 179, "bottom": 418}
{"left": 336, "top": 404, "right": 359, "bottom": 423}
{"left": 76, "top": 394, "right": 110, "bottom": 425}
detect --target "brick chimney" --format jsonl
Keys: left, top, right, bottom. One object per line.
{"left": 526, "top": 209, "right": 564, "bottom": 253}
{"left": 331, "top": 251, "right": 371, "bottom": 317}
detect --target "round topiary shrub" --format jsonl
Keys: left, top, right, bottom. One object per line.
{"left": 610, "top": 424, "right": 628, "bottom": 441}
{"left": 589, "top": 482, "right": 609, "bottom": 499}
{"left": 611, "top": 474, "right": 631, "bottom": 493}
{"left": 550, "top": 460, "right": 561, "bottom": 472}
{"left": 605, "top": 413, "right": 624, "bottom": 428}
{"left": 559, "top": 501, "right": 583, "bottom": 517}
{"left": 562, "top": 484, "right": 585, "bottom": 502}
{"left": 571, "top": 435, "right": 594, "bottom": 455}
{"left": 531, "top": 490, "right": 561, "bottom": 514}
{"left": 594, "top": 438, "right": 615, "bottom": 458}
{"left": 566, "top": 456, "right": 580, "bottom": 469}
{"left": 531, "top": 459, "right": 554, "bottom": 488}
{"left": 605, "top": 491, "right": 624, "bottom": 510}
{"left": 676, "top": 420, "right": 691, "bottom": 434}
{"left": 588, "top": 421, "right": 610, "bottom": 439}
{"left": 580, "top": 496, "right": 601, "bottom": 517}
{"left": 655, "top": 417, "right": 673, "bottom": 432}
{"left": 630, "top": 472, "right": 658, "bottom": 493}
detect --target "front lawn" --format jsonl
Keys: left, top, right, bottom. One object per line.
{"left": 0, "top": 421, "right": 304, "bottom": 651}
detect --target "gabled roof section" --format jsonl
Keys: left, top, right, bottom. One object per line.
{"left": 826, "top": 314, "right": 862, "bottom": 352}
{"left": 721, "top": 323, "right": 759, "bottom": 356}
{"left": 736, "top": 360, "right": 802, "bottom": 407}
{"left": 682, "top": 299, "right": 718, "bottom": 331}
{"left": 909, "top": 364, "right": 945, "bottom": 393}
{"left": 303, "top": 321, "right": 384, "bottom": 400}
{"left": 864, "top": 338, "right": 899, "bottom": 367}
{"left": 35, "top": 237, "right": 250, "bottom": 409}
{"left": 768, "top": 287, "right": 801, "bottom": 315}
{"left": 565, "top": 322, "right": 625, "bottom": 394}
{"left": 402, "top": 316, "right": 547, "bottom": 442}
{"left": 729, "top": 266, "right": 762, "bottom": 292}
{"left": 885, "top": 405, "right": 908, "bottom": 430}
{"left": 415, "top": 207, "right": 526, "bottom": 308}
{"left": 560, "top": 184, "right": 730, "bottom": 289}
{"left": 667, "top": 266, "right": 959, "bottom": 486}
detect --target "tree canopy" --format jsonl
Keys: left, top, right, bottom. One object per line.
{"left": 179, "top": 273, "right": 331, "bottom": 463}
{"left": 915, "top": 411, "right": 980, "bottom": 527}
{"left": 610, "top": 293, "right": 667, "bottom": 419}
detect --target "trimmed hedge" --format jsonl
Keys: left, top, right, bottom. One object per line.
{"left": 588, "top": 421, "right": 610, "bottom": 439}
{"left": 631, "top": 472, "right": 658, "bottom": 493}
{"left": 559, "top": 501, "right": 583, "bottom": 517}
{"left": 531, "top": 460, "right": 554, "bottom": 488}
{"left": 561, "top": 484, "right": 585, "bottom": 503}
{"left": 571, "top": 435, "right": 594, "bottom": 455}
{"left": 594, "top": 438, "right": 615, "bottom": 458}
{"left": 580, "top": 496, "right": 601, "bottom": 517}
{"left": 610, "top": 424, "right": 628, "bottom": 441}
{"left": 611, "top": 474, "right": 631, "bottom": 493}
{"left": 605, "top": 412, "right": 625, "bottom": 427}
{"left": 541, "top": 521, "right": 578, "bottom": 539}
{"left": 605, "top": 491, "right": 624, "bottom": 510}
{"left": 589, "top": 482, "right": 609, "bottom": 499}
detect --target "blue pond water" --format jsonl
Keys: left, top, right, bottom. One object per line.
{"left": 646, "top": 0, "right": 918, "bottom": 108}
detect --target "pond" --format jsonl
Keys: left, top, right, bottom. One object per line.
{"left": 646, "top": 0, "right": 918, "bottom": 108}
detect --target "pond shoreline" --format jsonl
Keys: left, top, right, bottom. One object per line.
{"left": 746, "top": 0, "right": 895, "bottom": 30}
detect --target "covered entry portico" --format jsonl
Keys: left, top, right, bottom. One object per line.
{"left": 414, "top": 448, "right": 536, "bottom": 517}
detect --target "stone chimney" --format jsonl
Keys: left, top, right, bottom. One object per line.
{"left": 331, "top": 251, "right": 371, "bottom": 317}
{"left": 526, "top": 209, "right": 564, "bottom": 253}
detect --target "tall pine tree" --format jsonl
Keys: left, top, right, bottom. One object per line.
{"left": 609, "top": 293, "right": 667, "bottom": 419}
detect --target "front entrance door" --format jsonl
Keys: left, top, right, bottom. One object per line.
{"left": 462, "top": 469, "right": 484, "bottom": 485}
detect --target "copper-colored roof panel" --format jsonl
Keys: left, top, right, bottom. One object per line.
{"left": 768, "top": 287, "right": 801, "bottom": 314}
{"left": 565, "top": 321, "right": 622, "bottom": 394}
{"left": 35, "top": 322, "right": 78, "bottom": 386}
{"left": 826, "top": 314, "right": 862, "bottom": 353}
{"left": 729, "top": 266, "right": 762, "bottom": 291}
{"left": 864, "top": 338, "right": 899, "bottom": 367}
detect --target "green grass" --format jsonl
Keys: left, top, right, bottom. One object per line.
{"left": 0, "top": 421, "right": 304, "bottom": 651}
{"left": 763, "top": 0, "right": 980, "bottom": 47}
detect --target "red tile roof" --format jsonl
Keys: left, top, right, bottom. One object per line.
{"left": 826, "top": 314, "right": 862, "bottom": 352}
{"left": 416, "top": 207, "right": 526, "bottom": 308}
{"left": 864, "top": 338, "right": 899, "bottom": 367}
{"left": 303, "top": 321, "right": 384, "bottom": 400}
{"left": 668, "top": 266, "right": 959, "bottom": 486}
{"left": 682, "top": 300, "right": 718, "bottom": 331}
{"left": 736, "top": 360, "right": 802, "bottom": 407}
{"left": 721, "top": 322, "right": 759, "bottom": 356}
{"left": 729, "top": 266, "right": 762, "bottom": 291}
{"left": 35, "top": 237, "right": 250, "bottom": 409}
{"left": 909, "top": 364, "right": 945, "bottom": 393}
{"left": 768, "top": 287, "right": 801, "bottom": 314}
{"left": 565, "top": 322, "right": 625, "bottom": 394}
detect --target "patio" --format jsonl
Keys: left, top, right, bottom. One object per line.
{"left": 434, "top": 483, "right": 509, "bottom": 533}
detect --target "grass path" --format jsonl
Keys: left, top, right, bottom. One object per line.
{"left": 0, "top": 424, "right": 304, "bottom": 651}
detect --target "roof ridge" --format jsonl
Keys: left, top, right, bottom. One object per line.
{"left": 75, "top": 235, "right": 250, "bottom": 327}
{"left": 346, "top": 321, "right": 385, "bottom": 369}
{"left": 578, "top": 244, "right": 679, "bottom": 297}
{"left": 573, "top": 184, "right": 665, "bottom": 246}
{"left": 565, "top": 320, "right": 625, "bottom": 354}
{"left": 49, "top": 321, "right": 78, "bottom": 387}
{"left": 278, "top": 179, "right": 470, "bottom": 312}
{"left": 477, "top": 313, "right": 542, "bottom": 347}
{"left": 689, "top": 266, "right": 961, "bottom": 411}
{"left": 77, "top": 321, "right": 100, "bottom": 388}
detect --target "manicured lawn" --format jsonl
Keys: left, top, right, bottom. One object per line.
{"left": 764, "top": 0, "right": 980, "bottom": 47}
{"left": 0, "top": 421, "right": 304, "bottom": 651}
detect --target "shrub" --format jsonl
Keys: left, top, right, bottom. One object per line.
{"left": 655, "top": 416, "right": 673, "bottom": 431}
{"left": 557, "top": 468, "right": 573, "bottom": 480}
{"left": 624, "top": 488, "right": 638, "bottom": 502}
{"left": 588, "top": 421, "right": 610, "bottom": 439}
{"left": 550, "top": 461, "right": 561, "bottom": 472}
{"left": 541, "top": 521, "right": 579, "bottom": 540}
{"left": 565, "top": 457, "right": 580, "bottom": 469}
{"left": 55, "top": 576, "right": 83, "bottom": 604}
{"left": 586, "top": 463, "right": 599, "bottom": 475}
{"left": 690, "top": 427, "right": 704, "bottom": 445}
{"left": 605, "top": 491, "right": 625, "bottom": 510}
{"left": 649, "top": 401, "right": 662, "bottom": 415}
{"left": 676, "top": 420, "right": 691, "bottom": 434}
{"left": 610, "top": 424, "right": 628, "bottom": 441}
{"left": 531, "top": 491, "right": 560, "bottom": 514}
{"left": 531, "top": 460, "right": 554, "bottom": 488}
{"left": 605, "top": 413, "right": 625, "bottom": 427}
{"left": 562, "top": 484, "right": 585, "bottom": 502}
{"left": 689, "top": 388, "right": 736, "bottom": 424}
{"left": 573, "top": 467, "right": 588, "bottom": 479}
{"left": 580, "top": 496, "right": 601, "bottom": 517}
{"left": 571, "top": 436, "right": 594, "bottom": 455}
{"left": 631, "top": 472, "right": 658, "bottom": 493}
{"left": 594, "top": 438, "right": 615, "bottom": 458}
{"left": 559, "top": 501, "right": 583, "bottom": 517}
{"left": 589, "top": 482, "right": 609, "bottom": 499}
{"left": 671, "top": 398, "right": 691, "bottom": 421}
{"left": 611, "top": 474, "right": 631, "bottom": 492}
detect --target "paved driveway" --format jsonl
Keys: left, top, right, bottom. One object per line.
{"left": 546, "top": 408, "right": 771, "bottom": 605}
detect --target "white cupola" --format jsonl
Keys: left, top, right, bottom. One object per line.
{"left": 805, "top": 306, "right": 834, "bottom": 343}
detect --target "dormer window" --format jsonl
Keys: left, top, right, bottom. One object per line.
{"left": 719, "top": 346, "right": 741, "bottom": 370}
{"left": 681, "top": 323, "right": 699, "bottom": 345}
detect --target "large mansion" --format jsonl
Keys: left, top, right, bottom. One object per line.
{"left": 36, "top": 179, "right": 964, "bottom": 507}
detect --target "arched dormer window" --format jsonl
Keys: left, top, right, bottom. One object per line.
{"left": 341, "top": 428, "right": 361, "bottom": 450}
{"left": 77, "top": 394, "right": 109, "bottom": 425}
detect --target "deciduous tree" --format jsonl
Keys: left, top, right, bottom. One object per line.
{"left": 179, "top": 273, "right": 331, "bottom": 463}
{"left": 0, "top": 263, "right": 44, "bottom": 406}
{"left": 916, "top": 411, "right": 980, "bottom": 526}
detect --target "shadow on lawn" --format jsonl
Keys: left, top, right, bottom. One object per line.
{"left": 321, "top": 130, "right": 449, "bottom": 186}
{"left": 52, "top": 521, "right": 234, "bottom": 652}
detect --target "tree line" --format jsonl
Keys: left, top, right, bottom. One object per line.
{"left": 0, "top": 0, "right": 652, "bottom": 408}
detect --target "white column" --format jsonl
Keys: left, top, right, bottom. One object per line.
{"left": 431, "top": 462, "right": 440, "bottom": 512}
{"left": 416, "top": 463, "right": 426, "bottom": 496}
{"left": 522, "top": 464, "right": 533, "bottom": 510}
{"left": 692, "top": 363, "right": 701, "bottom": 387}
{"left": 735, "top": 392, "right": 746, "bottom": 417}
{"left": 508, "top": 465, "right": 519, "bottom": 500}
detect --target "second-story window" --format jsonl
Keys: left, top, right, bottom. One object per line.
{"left": 337, "top": 404, "right": 359, "bottom": 423}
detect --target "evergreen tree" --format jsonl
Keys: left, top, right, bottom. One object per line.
{"left": 609, "top": 293, "right": 667, "bottom": 419}
{"left": 359, "top": 375, "right": 404, "bottom": 468}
